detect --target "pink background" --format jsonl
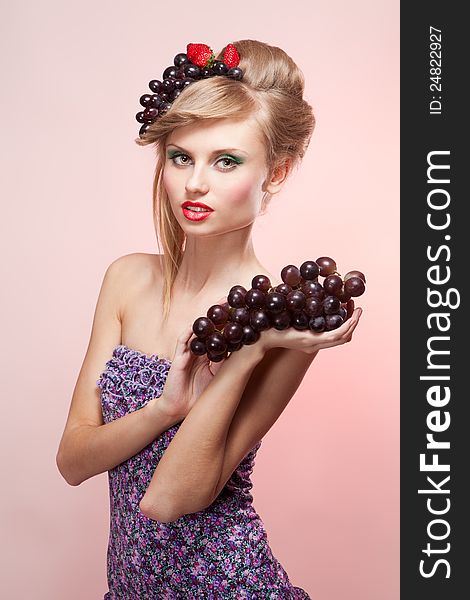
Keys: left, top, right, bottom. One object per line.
{"left": 1, "top": 1, "right": 399, "bottom": 598}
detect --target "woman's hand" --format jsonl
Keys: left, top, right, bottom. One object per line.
{"left": 258, "top": 307, "right": 363, "bottom": 355}
{"left": 155, "top": 300, "right": 228, "bottom": 421}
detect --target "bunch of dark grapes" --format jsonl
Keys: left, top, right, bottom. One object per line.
{"left": 189, "top": 257, "right": 366, "bottom": 362}
{"left": 136, "top": 51, "right": 243, "bottom": 137}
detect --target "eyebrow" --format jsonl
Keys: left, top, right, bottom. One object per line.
{"left": 166, "top": 144, "right": 248, "bottom": 157}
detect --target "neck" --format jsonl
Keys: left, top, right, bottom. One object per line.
{"left": 173, "top": 224, "right": 261, "bottom": 295}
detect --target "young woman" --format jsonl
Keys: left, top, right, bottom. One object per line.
{"left": 56, "top": 39, "right": 362, "bottom": 599}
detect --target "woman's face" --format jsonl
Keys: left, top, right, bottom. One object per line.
{"left": 162, "top": 116, "right": 273, "bottom": 237}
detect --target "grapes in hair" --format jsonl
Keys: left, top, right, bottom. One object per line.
{"left": 227, "top": 67, "right": 243, "bottom": 80}
{"left": 140, "top": 94, "right": 153, "bottom": 107}
{"left": 163, "top": 65, "right": 178, "bottom": 79}
{"left": 149, "top": 80, "right": 163, "bottom": 94}
{"left": 183, "top": 64, "right": 201, "bottom": 78}
{"left": 212, "top": 61, "right": 229, "bottom": 75}
{"left": 189, "top": 257, "right": 365, "bottom": 358}
{"left": 161, "top": 78, "right": 176, "bottom": 93}
{"left": 174, "top": 53, "right": 190, "bottom": 68}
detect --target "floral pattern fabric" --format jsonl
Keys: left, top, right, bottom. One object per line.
{"left": 97, "top": 344, "right": 311, "bottom": 599}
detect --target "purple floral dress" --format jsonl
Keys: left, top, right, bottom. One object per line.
{"left": 97, "top": 344, "right": 311, "bottom": 599}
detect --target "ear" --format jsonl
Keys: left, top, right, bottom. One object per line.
{"left": 264, "top": 159, "right": 292, "bottom": 195}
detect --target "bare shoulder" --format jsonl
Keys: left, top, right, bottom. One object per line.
{"left": 111, "top": 252, "right": 163, "bottom": 314}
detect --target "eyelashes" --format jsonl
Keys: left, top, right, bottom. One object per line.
{"left": 167, "top": 152, "right": 242, "bottom": 171}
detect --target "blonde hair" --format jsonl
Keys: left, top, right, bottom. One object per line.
{"left": 135, "top": 39, "right": 316, "bottom": 321}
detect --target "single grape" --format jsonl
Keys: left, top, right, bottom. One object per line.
{"left": 136, "top": 111, "right": 146, "bottom": 123}
{"left": 242, "top": 325, "right": 260, "bottom": 345}
{"left": 315, "top": 256, "right": 337, "bottom": 277}
{"left": 158, "top": 101, "right": 172, "bottom": 115}
{"left": 301, "top": 280, "right": 320, "bottom": 297}
{"left": 281, "top": 265, "right": 302, "bottom": 287}
{"left": 309, "top": 315, "right": 326, "bottom": 332}
{"left": 149, "top": 80, "right": 163, "bottom": 94}
{"left": 207, "top": 350, "right": 227, "bottom": 362}
{"left": 338, "top": 306, "right": 347, "bottom": 320}
{"left": 206, "top": 331, "right": 227, "bottom": 355}
{"left": 190, "top": 337, "right": 207, "bottom": 355}
{"left": 192, "top": 316, "right": 215, "bottom": 338}
{"left": 344, "top": 276, "right": 366, "bottom": 297}
{"left": 249, "top": 309, "right": 271, "bottom": 331}
{"left": 270, "top": 310, "right": 291, "bottom": 330}
{"left": 325, "top": 314, "right": 344, "bottom": 331}
{"left": 212, "top": 61, "right": 229, "bottom": 75}
{"left": 150, "top": 94, "right": 163, "bottom": 108}
{"left": 299, "top": 260, "right": 320, "bottom": 280}
{"left": 223, "top": 322, "right": 244, "bottom": 344}
{"left": 307, "top": 281, "right": 325, "bottom": 300}
{"left": 304, "top": 297, "right": 323, "bottom": 317}
{"left": 292, "top": 311, "right": 309, "bottom": 330}
{"left": 286, "top": 290, "right": 306, "bottom": 311}
{"left": 226, "top": 67, "right": 243, "bottom": 80}
{"left": 228, "top": 285, "right": 247, "bottom": 308}
{"left": 143, "top": 107, "right": 158, "bottom": 121}
{"left": 252, "top": 274, "right": 271, "bottom": 293}
{"left": 161, "top": 78, "right": 176, "bottom": 93}
{"left": 323, "top": 295, "right": 341, "bottom": 315}
{"left": 245, "top": 289, "right": 266, "bottom": 309}
{"left": 265, "top": 292, "right": 286, "bottom": 314}
{"left": 275, "top": 283, "right": 292, "bottom": 296}
{"left": 230, "top": 306, "right": 250, "bottom": 326}
{"left": 139, "top": 94, "right": 153, "bottom": 107}
{"left": 226, "top": 340, "right": 243, "bottom": 352}
{"left": 344, "top": 270, "right": 366, "bottom": 284}
{"left": 163, "top": 65, "right": 178, "bottom": 79}
{"left": 323, "top": 274, "right": 343, "bottom": 295}
{"left": 207, "top": 304, "right": 229, "bottom": 327}
{"left": 173, "top": 53, "right": 190, "bottom": 68}
{"left": 183, "top": 64, "right": 201, "bottom": 78}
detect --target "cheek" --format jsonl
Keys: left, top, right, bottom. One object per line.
{"left": 221, "top": 176, "right": 260, "bottom": 208}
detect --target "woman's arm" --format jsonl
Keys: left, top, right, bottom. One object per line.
{"left": 140, "top": 308, "right": 361, "bottom": 522}
{"left": 57, "top": 398, "right": 179, "bottom": 486}
{"left": 139, "top": 343, "right": 265, "bottom": 522}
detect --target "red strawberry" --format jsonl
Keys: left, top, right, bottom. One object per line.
{"left": 186, "top": 43, "right": 215, "bottom": 68}
{"left": 222, "top": 44, "right": 240, "bottom": 68}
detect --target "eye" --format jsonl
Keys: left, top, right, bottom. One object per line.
{"left": 216, "top": 157, "right": 238, "bottom": 170}
{"left": 170, "top": 153, "right": 191, "bottom": 166}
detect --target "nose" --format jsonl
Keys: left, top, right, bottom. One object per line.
{"left": 185, "top": 165, "right": 209, "bottom": 195}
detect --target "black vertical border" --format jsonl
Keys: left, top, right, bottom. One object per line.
{"left": 401, "top": 3, "right": 467, "bottom": 598}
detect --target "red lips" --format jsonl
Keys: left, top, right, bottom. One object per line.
{"left": 181, "top": 201, "right": 214, "bottom": 210}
